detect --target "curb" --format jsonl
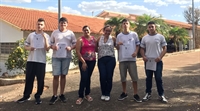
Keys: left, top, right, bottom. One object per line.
{"left": 0, "top": 78, "right": 25, "bottom": 86}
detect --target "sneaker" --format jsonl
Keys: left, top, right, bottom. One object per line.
{"left": 142, "top": 93, "right": 151, "bottom": 101}
{"left": 16, "top": 96, "right": 31, "bottom": 103}
{"left": 159, "top": 96, "right": 168, "bottom": 103}
{"left": 133, "top": 94, "right": 142, "bottom": 103}
{"left": 101, "top": 95, "right": 106, "bottom": 100}
{"left": 35, "top": 98, "right": 42, "bottom": 105}
{"left": 59, "top": 94, "right": 67, "bottom": 103}
{"left": 49, "top": 95, "right": 58, "bottom": 105}
{"left": 118, "top": 92, "right": 128, "bottom": 101}
{"left": 104, "top": 96, "right": 110, "bottom": 101}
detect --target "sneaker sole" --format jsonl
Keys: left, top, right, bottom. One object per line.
{"left": 49, "top": 99, "right": 58, "bottom": 105}
{"left": 118, "top": 96, "right": 128, "bottom": 101}
{"left": 133, "top": 98, "right": 142, "bottom": 103}
{"left": 35, "top": 101, "right": 42, "bottom": 105}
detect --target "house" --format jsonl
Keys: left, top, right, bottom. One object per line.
{"left": 0, "top": 5, "right": 106, "bottom": 75}
{"left": 96, "top": 10, "right": 200, "bottom": 50}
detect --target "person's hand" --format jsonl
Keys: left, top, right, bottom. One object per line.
{"left": 155, "top": 57, "right": 161, "bottom": 62}
{"left": 142, "top": 56, "right": 148, "bottom": 62}
{"left": 66, "top": 46, "right": 72, "bottom": 51}
{"left": 52, "top": 45, "right": 58, "bottom": 50}
{"left": 132, "top": 52, "right": 137, "bottom": 57}
{"left": 117, "top": 42, "right": 123, "bottom": 45}
{"left": 29, "top": 47, "right": 35, "bottom": 51}
{"left": 82, "top": 63, "right": 87, "bottom": 71}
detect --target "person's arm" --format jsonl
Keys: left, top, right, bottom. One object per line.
{"left": 66, "top": 32, "right": 76, "bottom": 51}
{"left": 42, "top": 33, "right": 50, "bottom": 51}
{"left": 132, "top": 33, "right": 140, "bottom": 57}
{"left": 24, "top": 34, "right": 35, "bottom": 51}
{"left": 132, "top": 45, "right": 139, "bottom": 57}
{"left": 95, "top": 36, "right": 100, "bottom": 52}
{"left": 50, "top": 31, "right": 58, "bottom": 50}
{"left": 155, "top": 46, "right": 167, "bottom": 62}
{"left": 76, "top": 38, "right": 87, "bottom": 71}
{"left": 140, "top": 37, "right": 148, "bottom": 62}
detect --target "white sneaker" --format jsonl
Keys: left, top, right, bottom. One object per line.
{"left": 101, "top": 95, "right": 105, "bottom": 100}
{"left": 104, "top": 96, "right": 110, "bottom": 101}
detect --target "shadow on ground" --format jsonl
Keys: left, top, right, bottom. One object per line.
{"left": 0, "top": 63, "right": 199, "bottom": 111}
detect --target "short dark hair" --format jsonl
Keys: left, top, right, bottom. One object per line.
{"left": 59, "top": 17, "right": 68, "bottom": 23}
{"left": 37, "top": 18, "right": 45, "bottom": 22}
{"left": 82, "top": 25, "right": 90, "bottom": 31}
{"left": 103, "top": 25, "right": 112, "bottom": 31}
{"left": 121, "top": 18, "right": 129, "bottom": 23}
{"left": 147, "top": 21, "right": 155, "bottom": 25}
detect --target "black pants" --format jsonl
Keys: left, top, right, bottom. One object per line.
{"left": 23, "top": 62, "right": 46, "bottom": 99}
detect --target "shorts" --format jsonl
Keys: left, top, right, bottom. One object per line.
{"left": 119, "top": 61, "right": 138, "bottom": 82}
{"left": 52, "top": 58, "right": 71, "bottom": 76}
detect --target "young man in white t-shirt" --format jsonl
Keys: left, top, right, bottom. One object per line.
{"left": 140, "top": 21, "right": 168, "bottom": 103}
{"left": 16, "top": 18, "right": 50, "bottom": 105}
{"left": 49, "top": 17, "right": 76, "bottom": 105}
{"left": 116, "top": 19, "right": 142, "bottom": 102}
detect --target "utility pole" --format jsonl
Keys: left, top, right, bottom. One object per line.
{"left": 192, "top": 0, "right": 195, "bottom": 49}
{"left": 58, "top": 0, "right": 62, "bottom": 28}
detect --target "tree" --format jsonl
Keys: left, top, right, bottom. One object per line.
{"left": 104, "top": 17, "right": 135, "bottom": 37}
{"left": 184, "top": 7, "right": 200, "bottom": 48}
{"left": 134, "top": 14, "right": 170, "bottom": 39}
{"left": 5, "top": 38, "right": 28, "bottom": 73}
{"left": 169, "top": 27, "right": 189, "bottom": 52}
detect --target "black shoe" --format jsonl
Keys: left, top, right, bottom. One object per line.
{"left": 49, "top": 95, "right": 58, "bottom": 105}
{"left": 59, "top": 94, "right": 67, "bottom": 103}
{"left": 118, "top": 92, "right": 128, "bottom": 101}
{"left": 142, "top": 93, "right": 151, "bottom": 101}
{"left": 16, "top": 96, "right": 31, "bottom": 103}
{"left": 133, "top": 94, "right": 142, "bottom": 103}
{"left": 35, "top": 98, "right": 42, "bottom": 105}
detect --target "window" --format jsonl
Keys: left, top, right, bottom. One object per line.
{"left": 0, "top": 43, "right": 17, "bottom": 54}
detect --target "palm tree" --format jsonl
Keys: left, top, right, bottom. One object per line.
{"left": 169, "top": 27, "right": 189, "bottom": 51}
{"left": 104, "top": 17, "right": 124, "bottom": 37}
{"left": 134, "top": 14, "right": 170, "bottom": 39}
{"left": 104, "top": 17, "right": 135, "bottom": 37}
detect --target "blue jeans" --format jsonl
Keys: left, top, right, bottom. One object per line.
{"left": 145, "top": 61, "right": 164, "bottom": 96}
{"left": 98, "top": 56, "right": 116, "bottom": 96}
{"left": 78, "top": 60, "right": 96, "bottom": 98}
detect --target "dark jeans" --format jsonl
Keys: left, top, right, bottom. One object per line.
{"left": 78, "top": 60, "right": 96, "bottom": 98}
{"left": 98, "top": 56, "right": 116, "bottom": 96}
{"left": 145, "top": 61, "right": 164, "bottom": 96}
{"left": 24, "top": 62, "right": 46, "bottom": 99}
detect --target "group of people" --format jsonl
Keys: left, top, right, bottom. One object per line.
{"left": 16, "top": 17, "right": 168, "bottom": 105}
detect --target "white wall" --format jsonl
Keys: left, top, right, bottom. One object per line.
{"left": 0, "top": 21, "right": 23, "bottom": 42}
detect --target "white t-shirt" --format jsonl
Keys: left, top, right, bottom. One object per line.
{"left": 50, "top": 29, "right": 76, "bottom": 58}
{"left": 25, "top": 32, "right": 50, "bottom": 64}
{"left": 140, "top": 34, "right": 167, "bottom": 58}
{"left": 116, "top": 32, "right": 140, "bottom": 62}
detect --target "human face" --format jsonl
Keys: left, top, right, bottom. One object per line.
{"left": 122, "top": 21, "right": 130, "bottom": 31}
{"left": 59, "top": 21, "right": 68, "bottom": 30}
{"left": 82, "top": 27, "right": 91, "bottom": 36}
{"left": 103, "top": 27, "right": 112, "bottom": 37}
{"left": 37, "top": 21, "right": 45, "bottom": 31}
{"left": 147, "top": 24, "right": 156, "bottom": 34}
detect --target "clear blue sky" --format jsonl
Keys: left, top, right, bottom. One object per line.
{"left": 1, "top": 0, "right": 200, "bottom": 23}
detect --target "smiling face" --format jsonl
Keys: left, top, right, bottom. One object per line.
{"left": 82, "top": 26, "right": 91, "bottom": 36}
{"left": 103, "top": 26, "right": 112, "bottom": 37}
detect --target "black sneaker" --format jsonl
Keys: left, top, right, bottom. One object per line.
{"left": 159, "top": 96, "right": 168, "bottom": 103}
{"left": 142, "top": 93, "right": 151, "bottom": 101}
{"left": 35, "top": 98, "right": 42, "bottom": 105}
{"left": 49, "top": 95, "right": 58, "bottom": 105}
{"left": 133, "top": 94, "right": 142, "bottom": 103}
{"left": 118, "top": 92, "right": 128, "bottom": 101}
{"left": 59, "top": 94, "right": 67, "bottom": 103}
{"left": 16, "top": 96, "right": 31, "bottom": 103}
